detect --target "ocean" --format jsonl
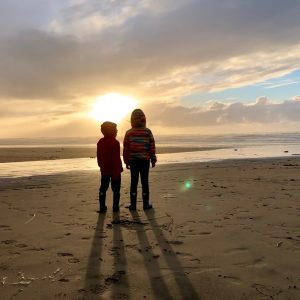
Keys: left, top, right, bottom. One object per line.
{"left": 1, "top": 132, "right": 300, "bottom": 148}
{"left": 0, "top": 133, "right": 299, "bottom": 178}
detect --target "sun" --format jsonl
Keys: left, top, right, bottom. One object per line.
{"left": 90, "top": 93, "right": 138, "bottom": 123}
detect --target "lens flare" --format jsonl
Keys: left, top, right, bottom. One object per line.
{"left": 180, "top": 178, "right": 194, "bottom": 192}
{"left": 185, "top": 181, "right": 192, "bottom": 189}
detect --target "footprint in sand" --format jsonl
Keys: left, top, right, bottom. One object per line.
{"left": 167, "top": 240, "right": 184, "bottom": 245}
{"left": 250, "top": 257, "right": 267, "bottom": 268}
{"left": 83, "top": 283, "right": 106, "bottom": 295}
{"left": 68, "top": 258, "right": 80, "bottom": 263}
{"left": 15, "top": 243, "right": 28, "bottom": 248}
{"left": 196, "top": 267, "right": 222, "bottom": 274}
{"left": 218, "top": 274, "right": 241, "bottom": 285}
{"left": 1, "top": 239, "right": 16, "bottom": 245}
{"left": 0, "top": 225, "right": 11, "bottom": 230}
{"left": 0, "top": 263, "right": 9, "bottom": 271}
{"left": 105, "top": 271, "right": 126, "bottom": 285}
{"left": 252, "top": 283, "right": 282, "bottom": 297}
{"left": 190, "top": 258, "right": 201, "bottom": 263}
{"left": 57, "top": 252, "right": 73, "bottom": 257}
{"left": 29, "top": 247, "right": 45, "bottom": 251}
{"left": 224, "top": 247, "right": 248, "bottom": 256}
{"left": 175, "top": 251, "right": 193, "bottom": 257}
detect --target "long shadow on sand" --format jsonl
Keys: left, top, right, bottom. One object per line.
{"left": 83, "top": 213, "right": 130, "bottom": 299}
{"left": 111, "top": 211, "right": 130, "bottom": 299}
{"left": 144, "top": 209, "right": 201, "bottom": 300}
{"left": 130, "top": 210, "right": 173, "bottom": 300}
{"left": 83, "top": 214, "right": 106, "bottom": 298}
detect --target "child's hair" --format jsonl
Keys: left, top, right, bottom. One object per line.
{"left": 101, "top": 121, "right": 117, "bottom": 137}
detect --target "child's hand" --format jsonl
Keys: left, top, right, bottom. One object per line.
{"left": 126, "top": 164, "right": 130, "bottom": 169}
{"left": 151, "top": 161, "right": 156, "bottom": 168}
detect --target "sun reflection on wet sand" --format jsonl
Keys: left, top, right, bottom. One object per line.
{"left": 0, "top": 144, "right": 299, "bottom": 179}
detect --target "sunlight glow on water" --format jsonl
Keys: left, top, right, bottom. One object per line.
{"left": 0, "top": 144, "right": 299, "bottom": 179}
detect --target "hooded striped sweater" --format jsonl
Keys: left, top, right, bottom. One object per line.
{"left": 123, "top": 109, "right": 157, "bottom": 164}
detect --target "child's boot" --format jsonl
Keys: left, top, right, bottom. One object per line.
{"left": 113, "top": 192, "right": 120, "bottom": 212}
{"left": 98, "top": 191, "right": 107, "bottom": 213}
{"left": 127, "top": 193, "right": 137, "bottom": 210}
{"left": 142, "top": 193, "right": 152, "bottom": 210}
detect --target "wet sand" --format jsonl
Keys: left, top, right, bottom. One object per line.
{"left": 0, "top": 157, "right": 300, "bottom": 299}
{"left": 0, "top": 146, "right": 223, "bottom": 163}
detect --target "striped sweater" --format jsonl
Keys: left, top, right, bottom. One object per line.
{"left": 123, "top": 127, "right": 157, "bottom": 164}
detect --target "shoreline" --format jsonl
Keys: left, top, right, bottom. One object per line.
{"left": 1, "top": 155, "right": 300, "bottom": 183}
{"left": 1, "top": 153, "right": 299, "bottom": 180}
{"left": 0, "top": 146, "right": 225, "bottom": 163}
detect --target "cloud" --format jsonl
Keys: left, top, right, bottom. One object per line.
{"left": 0, "top": 99, "right": 85, "bottom": 120}
{"left": 48, "top": 0, "right": 194, "bottom": 35}
{"left": 207, "top": 101, "right": 227, "bottom": 110}
{"left": 48, "top": 0, "right": 141, "bottom": 35}
{"left": 255, "top": 97, "right": 269, "bottom": 105}
{"left": 257, "top": 79, "right": 300, "bottom": 89}
{"left": 142, "top": 97, "right": 300, "bottom": 127}
{"left": 2, "top": 95, "right": 299, "bottom": 138}
{"left": 0, "top": 1, "right": 300, "bottom": 138}
{"left": 1, "top": 0, "right": 300, "bottom": 103}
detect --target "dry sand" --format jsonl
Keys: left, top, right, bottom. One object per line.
{"left": 0, "top": 157, "right": 300, "bottom": 299}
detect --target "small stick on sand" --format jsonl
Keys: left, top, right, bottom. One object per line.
{"left": 25, "top": 213, "right": 36, "bottom": 224}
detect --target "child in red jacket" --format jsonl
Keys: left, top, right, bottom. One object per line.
{"left": 123, "top": 109, "right": 157, "bottom": 210}
{"left": 97, "top": 121, "right": 123, "bottom": 213}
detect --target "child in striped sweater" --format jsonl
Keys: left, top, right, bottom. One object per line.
{"left": 123, "top": 109, "right": 157, "bottom": 210}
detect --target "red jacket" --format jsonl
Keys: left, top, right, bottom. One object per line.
{"left": 97, "top": 137, "right": 123, "bottom": 178}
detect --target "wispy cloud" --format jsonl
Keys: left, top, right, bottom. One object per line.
{"left": 257, "top": 79, "right": 300, "bottom": 89}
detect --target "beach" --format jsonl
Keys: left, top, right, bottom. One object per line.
{"left": 1, "top": 0, "right": 300, "bottom": 298}
{"left": 1, "top": 157, "right": 300, "bottom": 299}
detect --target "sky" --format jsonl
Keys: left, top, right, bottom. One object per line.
{"left": 0, "top": 0, "right": 300, "bottom": 138}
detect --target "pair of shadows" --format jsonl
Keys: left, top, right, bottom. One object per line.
{"left": 84, "top": 210, "right": 200, "bottom": 299}
{"left": 142, "top": 209, "right": 200, "bottom": 300}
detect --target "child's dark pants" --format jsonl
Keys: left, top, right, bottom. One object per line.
{"left": 99, "top": 176, "right": 121, "bottom": 211}
{"left": 129, "top": 160, "right": 150, "bottom": 208}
